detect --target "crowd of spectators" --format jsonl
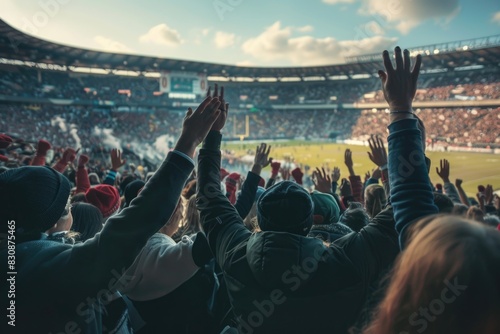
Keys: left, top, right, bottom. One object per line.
{"left": 1, "top": 64, "right": 499, "bottom": 107}
{"left": 358, "top": 71, "right": 500, "bottom": 103}
{"left": 351, "top": 107, "right": 500, "bottom": 145}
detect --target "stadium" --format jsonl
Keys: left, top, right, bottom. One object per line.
{"left": 0, "top": 19, "right": 498, "bottom": 195}
{"left": 1, "top": 7, "right": 500, "bottom": 334}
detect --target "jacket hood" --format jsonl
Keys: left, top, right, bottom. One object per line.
{"left": 246, "top": 231, "right": 328, "bottom": 288}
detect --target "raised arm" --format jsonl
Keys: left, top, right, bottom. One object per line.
{"left": 344, "top": 149, "right": 363, "bottom": 202}
{"left": 30, "top": 139, "right": 51, "bottom": 166}
{"left": 196, "top": 86, "right": 252, "bottom": 261}
{"left": 52, "top": 147, "right": 77, "bottom": 173}
{"left": 265, "top": 160, "right": 281, "bottom": 189}
{"left": 378, "top": 47, "right": 438, "bottom": 248}
{"left": 367, "top": 135, "right": 390, "bottom": 197}
{"left": 234, "top": 143, "right": 271, "bottom": 219}
{"left": 75, "top": 154, "right": 90, "bottom": 194}
{"left": 454, "top": 179, "right": 470, "bottom": 206}
{"left": 62, "top": 95, "right": 222, "bottom": 293}
{"left": 436, "top": 159, "right": 461, "bottom": 203}
{"left": 103, "top": 149, "right": 126, "bottom": 186}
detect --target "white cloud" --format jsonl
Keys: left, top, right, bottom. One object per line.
{"left": 241, "top": 21, "right": 396, "bottom": 65}
{"left": 93, "top": 36, "right": 134, "bottom": 53}
{"left": 297, "top": 25, "right": 314, "bottom": 33}
{"left": 359, "top": 0, "right": 460, "bottom": 34}
{"left": 365, "top": 21, "right": 385, "bottom": 35}
{"left": 139, "top": 24, "right": 182, "bottom": 46}
{"left": 202, "top": 28, "right": 211, "bottom": 36}
{"left": 214, "top": 31, "right": 236, "bottom": 48}
{"left": 493, "top": 12, "right": 500, "bottom": 24}
{"left": 323, "top": 0, "right": 356, "bottom": 4}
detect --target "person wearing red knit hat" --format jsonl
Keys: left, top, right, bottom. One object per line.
{"left": 225, "top": 172, "right": 241, "bottom": 204}
{"left": 85, "top": 184, "right": 121, "bottom": 219}
{"left": 220, "top": 168, "right": 230, "bottom": 181}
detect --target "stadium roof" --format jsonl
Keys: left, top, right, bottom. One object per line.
{"left": 0, "top": 18, "right": 499, "bottom": 79}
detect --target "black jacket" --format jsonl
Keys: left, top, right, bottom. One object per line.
{"left": 196, "top": 131, "right": 399, "bottom": 333}
{"left": 1, "top": 152, "right": 194, "bottom": 334}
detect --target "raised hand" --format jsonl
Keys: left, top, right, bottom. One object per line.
{"left": 367, "top": 135, "right": 387, "bottom": 167}
{"left": 208, "top": 84, "right": 228, "bottom": 132}
{"left": 30, "top": 139, "right": 51, "bottom": 166}
{"left": 78, "top": 154, "right": 89, "bottom": 168}
{"left": 331, "top": 167, "right": 341, "bottom": 183}
{"left": 364, "top": 171, "right": 371, "bottom": 183}
{"left": 455, "top": 179, "right": 463, "bottom": 188}
{"left": 52, "top": 147, "right": 78, "bottom": 172}
{"left": 62, "top": 148, "right": 78, "bottom": 164}
{"left": 110, "top": 149, "right": 126, "bottom": 171}
{"left": 312, "top": 167, "right": 332, "bottom": 193}
{"left": 175, "top": 93, "right": 222, "bottom": 158}
{"left": 344, "top": 149, "right": 355, "bottom": 176}
{"left": 254, "top": 143, "right": 272, "bottom": 168}
{"left": 436, "top": 159, "right": 450, "bottom": 183}
{"left": 344, "top": 149, "right": 353, "bottom": 169}
{"left": 251, "top": 143, "right": 272, "bottom": 175}
{"left": 378, "top": 46, "right": 422, "bottom": 115}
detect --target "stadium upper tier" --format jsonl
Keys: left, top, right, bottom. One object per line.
{"left": 0, "top": 63, "right": 499, "bottom": 108}
{"left": 1, "top": 18, "right": 500, "bottom": 79}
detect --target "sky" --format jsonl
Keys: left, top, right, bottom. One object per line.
{"left": 1, "top": 0, "right": 499, "bottom": 67}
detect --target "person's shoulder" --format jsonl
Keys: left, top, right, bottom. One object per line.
{"left": 148, "top": 233, "right": 174, "bottom": 245}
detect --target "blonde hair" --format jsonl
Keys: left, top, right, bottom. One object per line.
{"left": 365, "top": 216, "right": 500, "bottom": 334}
{"left": 172, "top": 195, "right": 202, "bottom": 241}
{"left": 159, "top": 199, "right": 184, "bottom": 236}
{"left": 364, "top": 184, "right": 386, "bottom": 218}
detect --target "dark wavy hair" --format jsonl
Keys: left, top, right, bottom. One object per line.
{"left": 70, "top": 202, "right": 104, "bottom": 242}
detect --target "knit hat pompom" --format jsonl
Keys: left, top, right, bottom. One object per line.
{"left": 257, "top": 181, "right": 313, "bottom": 236}
{"left": 85, "top": 184, "right": 120, "bottom": 218}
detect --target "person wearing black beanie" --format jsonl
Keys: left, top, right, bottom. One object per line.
{"left": 196, "top": 93, "right": 401, "bottom": 333}
{"left": 0, "top": 166, "right": 71, "bottom": 240}
{"left": 257, "top": 181, "right": 314, "bottom": 236}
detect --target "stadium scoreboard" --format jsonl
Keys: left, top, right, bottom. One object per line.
{"left": 159, "top": 71, "right": 208, "bottom": 95}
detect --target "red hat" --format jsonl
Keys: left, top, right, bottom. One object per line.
{"left": 220, "top": 168, "right": 230, "bottom": 181}
{"left": 227, "top": 172, "right": 241, "bottom": 183}
{"left": 85, "top": 185, "right": 120, "bottom": 218}
{"left": 0, "top": 134, "right": 13, "bottom": 149}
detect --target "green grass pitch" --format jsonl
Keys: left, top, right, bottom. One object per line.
{"left": 223, "top": 141, "right": 499, "bottom": 198}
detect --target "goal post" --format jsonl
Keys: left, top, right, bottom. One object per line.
{"left": 233, "top": 115, "right": 250, "bottom": 141}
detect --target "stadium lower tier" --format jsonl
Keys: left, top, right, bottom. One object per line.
{"left": 1, "top": 106, "right": 498, "bottom": 152}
